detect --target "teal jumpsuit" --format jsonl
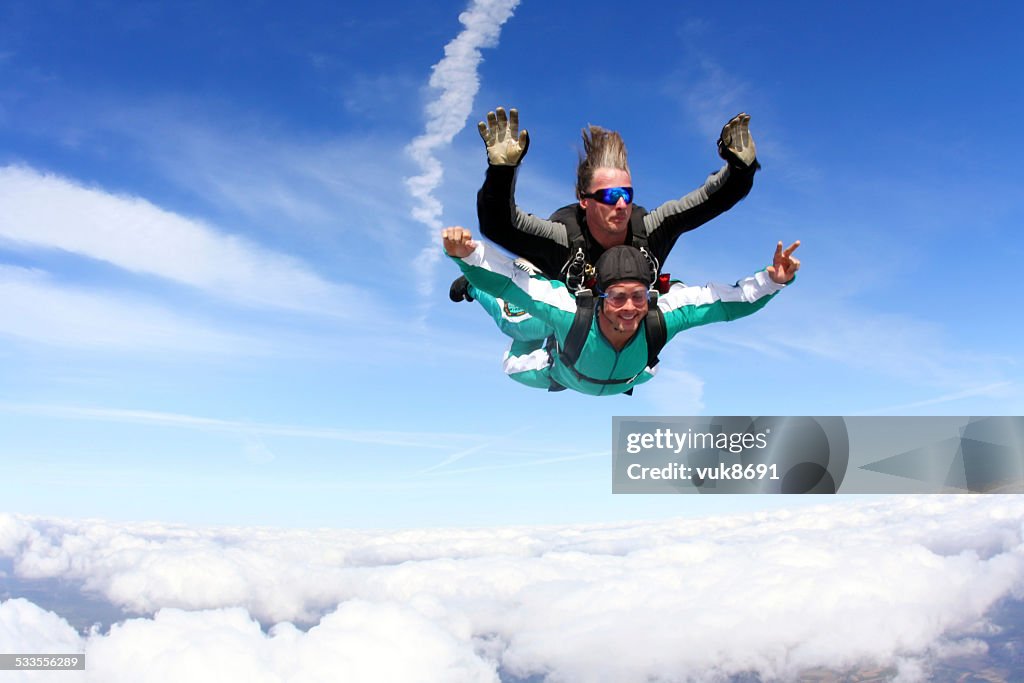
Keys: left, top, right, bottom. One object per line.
{"left": 451, "top": 242, "right": 788, "bottom": 396}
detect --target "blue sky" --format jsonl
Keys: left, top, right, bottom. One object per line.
{"left": 1, "top": 0, "right": 1023, "bottom": 529}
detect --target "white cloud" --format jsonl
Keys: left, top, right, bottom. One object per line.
{"left": 0, "top": 600, "right": 497, "bottom": 683}
{"left": 92, "top": 603, "right": 496, "bottom": 683}
{"left": 124, "top": 119, "right": 417, "bottom": 250}
{"left": 0, "top": 266, "right": 261, "bottom": 352}
{"left": 0, "top": 598, "right": 84, "bottom": 655}
{"left": 0, "top": 165, "right": 359, "bottom": 316}
{"left": 405, "top": 0, "right": 521, "bottom": 295}
{"left": 9, "top": 86, "right": 420, "bottom": 254}
{"left": 2, "top": 497, "right": 1024, "bottom": 681}
{"left": 635, "top": 365, "right": 706, "bottom": 414}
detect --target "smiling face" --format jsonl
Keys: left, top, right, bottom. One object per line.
{"left": 580, "top": 167, "right": 633, "bottom": 249}
{"left": 597, "top": 280, "right": 649, "bottom": 342}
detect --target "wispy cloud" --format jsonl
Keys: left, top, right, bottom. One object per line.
{"left": 405, "top": 0, "right": 521, "bottom": 295}
{"left": 11, "top": 86, "right": 420, "bottom": 252}
{"left": 634, "top": 366, "right": 706, "bottom": 414}
{"left": 771, "top": 304, "right": 1014, "bottom": 390}
{"left": 680, "top": 55, "right": 750, "bottom": 139}
{"left": 669, "top": 289, "right": 1017, "bottom": 410}
{"left": 419, "top": 426, "right": 531, "bottom": 474}
{"left": 0, "top": 165, "right": 361, "bottom": 316}
{"left": 429, "top": 450, "right": 604, "bottom": 477}
{"left": 661, "top": 26, "right": 818, "bottom": 188}
{"left": 0, "top": 402, "right": 489, "bottom": 451}
{"left": 117, "top": 117, "right": 417, "bottom": 249}
{"left": 659, "top": 20, "right": 752, "bottom": 139}
{"left": 853, "top": 382, "right": 1017, "bottom": 416}
{"left": 0, "top": 265, "right": 261, "bottom": 353}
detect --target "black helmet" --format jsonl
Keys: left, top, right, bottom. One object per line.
{"left": 595, "top": 246, "right": 653, "bottom": 291}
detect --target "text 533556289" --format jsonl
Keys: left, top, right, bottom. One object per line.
{"left": 0, "top": 654, "right": 85, "bottom": 670}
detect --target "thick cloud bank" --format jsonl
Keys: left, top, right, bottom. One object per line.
{"left": 2, "top": 497, "right": 1024, "bottom": 681}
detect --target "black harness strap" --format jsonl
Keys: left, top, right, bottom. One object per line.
{"left": 551, "top": 290, "right": 668, "bottom": 394}
{"left": 644, "top": 292, "right": 668, "bottom": 369}
{"left": 552, "top": 204, "right": 655, "bottom": 293}
{"left": 561, "top": 362, "right": 648, "bottom": 386}
{"left": 544, "top": 335, "right": 567, "bottom": 392}
{"left": 557, "top": 289, "right": 595, "bottom": 369}
{"left": 547, "top": 290, "right": 595, "bottom": 393}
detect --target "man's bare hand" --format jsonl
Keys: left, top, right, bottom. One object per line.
{"left": 477, "top": 106, "right": 530, "bottom": 166}
{"left": 718, "top": 113, "right": 757, "bottom": 168}
{"left": 442, "top": 226, "right": 477, "bottom": 259}
{"left": 767, "top": 240, "right": 801, "bottom": 284}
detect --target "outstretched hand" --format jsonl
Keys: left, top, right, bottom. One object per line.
{"left": 442, "top": 226, "right": 477, "bottom": 259}
{"left": 477, "top": 106, "right": 530, "bottom": 166}
{"left": 767, "top": 240, "right": 801, "bottom": 283}
{"left": 718, "top": 113, "right": 757, "bottom": 168}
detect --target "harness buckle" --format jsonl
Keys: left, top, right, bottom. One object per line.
{"left": 563, "top": 247, "right": 588, "bottom": 293}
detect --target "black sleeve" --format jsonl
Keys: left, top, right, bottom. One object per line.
{"left": 644, "top": 162, "right": 758, "bottom": 263}
{"left": 477, "top": 164, "right": 519, "bottom": 245}
{"left": 476, "top": 164, "right": 571, "bottom": 278}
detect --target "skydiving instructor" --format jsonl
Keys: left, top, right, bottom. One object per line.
{"left": 458, "top": 106, "right": 760, "bottom": 295}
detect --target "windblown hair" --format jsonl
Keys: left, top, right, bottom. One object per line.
{"left": 576, "top": 126, "right": 631, "bottom": 199}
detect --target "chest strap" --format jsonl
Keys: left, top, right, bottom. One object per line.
{"left": 549, "top": 290, "right": 668, "bottom": 393}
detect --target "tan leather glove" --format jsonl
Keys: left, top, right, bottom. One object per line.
{"left": 477, "top": 106, "right": 530, "bottom": 166}
{"left": 717, "top": 113, "right": 757, "bottom": 168}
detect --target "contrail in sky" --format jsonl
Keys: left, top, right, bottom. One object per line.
{"left": 405, "top": 0, "right": 520, "bottom": 297}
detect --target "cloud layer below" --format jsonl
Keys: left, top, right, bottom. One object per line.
{"left": 3, "top": 496, "right": 1024, "bottom": 681}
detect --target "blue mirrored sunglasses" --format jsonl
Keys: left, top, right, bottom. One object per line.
{"left": 581, "top": 186, "right": 633, "bottom": 205}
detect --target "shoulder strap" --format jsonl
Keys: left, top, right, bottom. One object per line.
{"left": 628, "top": 206, "right": 649, "bottom": 249}
{"left": 549, "top": 205, "right": 587, "bottom": 250}
{"left": 644, "top": 292, "right": 667, "bottom": 369}
{"left": 550, "top": 205, "right": 589, "bottom": 292}
{"left": 558, "top": 289, "right": 664, "bottom": 387}
{"left": 551, "top": 205, "right": 658, "bottom": 291}
{"left": 558, "top": 289, "right": 595, "bottom": 369}
{"left": 628, "top": 208, "right": 663, "bottom": 282}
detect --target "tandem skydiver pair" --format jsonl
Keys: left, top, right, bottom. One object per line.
{"left": 446, "top": 107, "right": 800, "bottom": 396}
